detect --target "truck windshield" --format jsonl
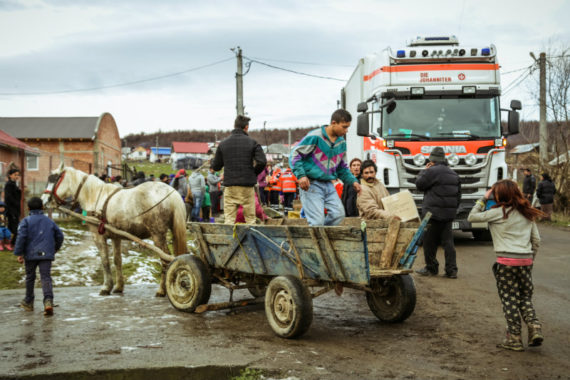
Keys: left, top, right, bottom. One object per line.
{"left": 381, "top": 97, "right": 501, "bottom": 139}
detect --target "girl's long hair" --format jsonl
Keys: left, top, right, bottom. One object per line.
{"left": 491, "top": 179, "right": 545, "bottom": 221}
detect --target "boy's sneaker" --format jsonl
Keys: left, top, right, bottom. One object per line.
{"left": 44, "top": 299, "right": 54, "bottom": 316}
{"left": 20, "top": 300, "right": 33, "bottom": 311}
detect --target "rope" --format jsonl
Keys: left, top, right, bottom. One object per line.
{"left": 232, "top": 224, "right": 255, "bottom": 274}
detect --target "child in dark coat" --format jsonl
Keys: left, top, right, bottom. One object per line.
{"left": 14, "top": 197, "right": 64, "bottom": 316}
{"left": 0, "top": 201, "right": 12, "bottom": 250}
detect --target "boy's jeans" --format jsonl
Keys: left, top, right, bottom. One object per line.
{"left": 299, "top": 180, "right": 345, "bottom": 226}
{"left": 24, "top": 260, "right": 53, "bottom": 303}
{"left": 191, "top": 191, "right": 203, "bottom": 221}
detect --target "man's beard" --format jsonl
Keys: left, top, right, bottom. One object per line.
{"left": 365, "top": 177, "right": 375, "bottom": 183}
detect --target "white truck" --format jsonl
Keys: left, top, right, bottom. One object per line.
{"left": 341, "top": 36, "right": 521, "bottom": 239}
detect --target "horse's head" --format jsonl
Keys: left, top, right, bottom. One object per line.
{"left": 41, "top": 162, "right": 75, "bottom": 206}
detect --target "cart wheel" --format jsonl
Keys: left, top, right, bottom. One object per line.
{"left": 166, "top": 254, "right": 211, "bottom": 313}
{"left": 366, "top": 274, "right": 416, "bottom": 323}
{"left": 265, "top": 276, "right": 313, "bottom": 338}
{"left": 248, "top": 284, "right": 267, "bottom": 298}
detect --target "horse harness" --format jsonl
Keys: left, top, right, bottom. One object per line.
{"left": 46, "top": 170, "right": 178, "bottom": 235}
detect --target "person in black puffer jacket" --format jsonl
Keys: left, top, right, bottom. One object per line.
{"left": 536, "top": 173, "right": 556, "bottom": 221}
{"left": 212, "top": 115, "right": 267, "bottom": 224}
{"left": 415, "top": 146, "right": 461, "bottom": 278}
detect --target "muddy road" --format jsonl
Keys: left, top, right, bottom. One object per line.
{"left": 1, "top": 224, "right": 569, "bottom": 380}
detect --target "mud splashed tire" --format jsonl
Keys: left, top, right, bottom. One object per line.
{"left": 366, "top": 274, "right": 416, "bottom": 323}
{"left": 265, "top": 276, "right": 313, "bottom": 339}
{"left": 166, "top": 254, "right": 211, "bottom": 313}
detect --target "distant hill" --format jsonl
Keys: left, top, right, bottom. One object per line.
{"left": 122, "top": 127, "right": 317, "bottom": 148}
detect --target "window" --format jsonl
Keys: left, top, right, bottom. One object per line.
{"left": 26, "top": 155, "right": 39, "bottom": 171}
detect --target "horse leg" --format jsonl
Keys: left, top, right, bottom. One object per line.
{"left": 152, "top": 234, "right": 170, "bottom": 297}
{"left": 111, "top": 239, "right": 124, "bottom": 294}
{"left": 94, "top": 234, "right": 113, "bottom": 296}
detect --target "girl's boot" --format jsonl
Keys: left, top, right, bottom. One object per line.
{"left": 497, "top": 329, "right": 524, "bottom": 351}
{"left": 3, "top": 239, "right": 12, "bottom": 250}
{"left": 0, "top": 240, "right": 4, "bottom": 251}
{"left": 528, "top": 323, "right": 544, "bottom": 347}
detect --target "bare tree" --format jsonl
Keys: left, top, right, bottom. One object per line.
{"left": 529, "top": 42, "right": 570, "bottom": 214}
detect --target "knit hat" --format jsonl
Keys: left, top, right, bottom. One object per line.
{"left": 429, "top": 147, "right": 446, "bottom": 163}
{"left": 175, "top": 168, "right": 186, "bottom": 178}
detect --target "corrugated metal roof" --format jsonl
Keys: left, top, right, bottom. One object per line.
{"left": 0, "top": 117, "right": 100, "bottom": 139}
{"left": 172, "top": 142, "right": 210, "bottom": 154}
{"left": 150, "top": 147, "right": 172, "bottom": 155}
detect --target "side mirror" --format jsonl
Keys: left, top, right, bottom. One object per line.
{"left": 507, "top": 110, "right": 520, "bottom": 135}
{"left": 357, "top": 113, "right": 370, "bottom": 137}
{"left": 510, "top": 99, "right": 522, "bottom": 111}
{"left": 385, "top": 99, "right": 397, "bottom": 114}
{"left": 357, "top": 102, "right": 368, "bottom": 113}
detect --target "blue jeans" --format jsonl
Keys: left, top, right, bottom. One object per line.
{"left": 299, "top": 180, "right": 345, "bottom": 226}
{"left": 24, "top": 260, "right": 53, "bottom": 303}
{"left": 191, "top": 191, "right": 203, "bottom": 221}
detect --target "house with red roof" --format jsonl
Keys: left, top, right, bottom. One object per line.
{"left": 0, "top": 129, "right": 39, "bottom": 209}
{"left": 171, "top": 142, "right": 211, "bottom": 162}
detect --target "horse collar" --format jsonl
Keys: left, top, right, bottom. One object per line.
{"left": 49, "top": 171, "right": 67, "bottom": 205}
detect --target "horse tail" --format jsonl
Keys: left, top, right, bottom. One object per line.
{"left": 171, "top": 197, "right": 187, "bottom": 255}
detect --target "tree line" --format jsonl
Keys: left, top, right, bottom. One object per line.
{"left": 123, "top": 126, "right": 317, "bottom": 148}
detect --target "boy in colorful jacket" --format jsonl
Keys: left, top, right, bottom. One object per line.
{"left": 14, "top": 197, "right": 64, "bottom": 316}
{"left": 289, "top": 109, "right": 361, "bottom": 225}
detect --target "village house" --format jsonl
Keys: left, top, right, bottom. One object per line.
{"left": 149, "top": 147, "right": 172, "bottom": 163}
{"left": 0, "top": 130, "right": 39, "bottom": 209}
{"left": 0, "top": 113, "right": 121, "bottom": 193}
{"left": 128, "top": 146, "right": 148, "bottom": 161}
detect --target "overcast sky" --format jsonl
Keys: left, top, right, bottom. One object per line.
{"left": 0, "top": 0, "right": 568, "bottom": 138}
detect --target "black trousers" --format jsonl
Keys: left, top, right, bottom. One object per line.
{"left": 493, "top": 263, "right": 539, "bottom": 335}
{"left": 283, "top": 192, "right": 295, "bottom": 209}
{"left": 269, "top": 191, "right": 280, "bottom": 206}
{"left": 7, "top": 212, "right": 19, "bottom": 245}
{"left": 422, "top": 220, "right": 457, "bottom": 275}
{"left": 210, "top": 191, "right": 221, "bottom": 215}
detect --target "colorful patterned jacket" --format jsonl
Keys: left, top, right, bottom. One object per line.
{"left": 289, "top": 126, "right": 356, "bottom": 186}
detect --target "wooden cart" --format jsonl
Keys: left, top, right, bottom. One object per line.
{"left": 165, "top": 214, "right": 430, "bottom": 339}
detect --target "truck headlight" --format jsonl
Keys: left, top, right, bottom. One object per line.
{"left": 447, "top": 153, "right": 459, "bottom": 166}
{"left": 464, "top": 153, "right": 477, "bottom": 166}
{"left": 413, "top": 153, "right": 426, "bottom": 166}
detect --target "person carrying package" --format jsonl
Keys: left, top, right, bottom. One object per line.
{"left": 356, "top": 160, "right": 399, "bottom": 221}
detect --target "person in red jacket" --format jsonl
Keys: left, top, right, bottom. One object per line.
{"left": 268, "top": 166, "right": 282, "bottom": 209}
{"left": 279, "top": 164, "right": 298, "bottom": 211}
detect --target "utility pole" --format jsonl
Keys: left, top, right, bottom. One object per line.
{"left": 531, "top": 51, "right": 548, "bottom": 165}
{"left": 288, "top": 129, "right": 291, "bottom": 155}
{"left": 233, "top": 46, "right": 244, "bottom": 116}
{"left": 538, "top": 52, "right": 548, "bottom": 165}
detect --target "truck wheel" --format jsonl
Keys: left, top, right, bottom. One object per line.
{"left": 367, "top": 274, "right": 416, "bottom": 323}
{"left": 265, "top": 276, "right": 313, "bottom": 338}
{"left": 472, "top": 230, "right": 492, "bottom": 241}
{"left": 166, "top": 254, "right": 211, "bottom": 313}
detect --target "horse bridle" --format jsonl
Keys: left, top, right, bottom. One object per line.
{"left": 44, "top": 170, "right": 88, "bottom": 208}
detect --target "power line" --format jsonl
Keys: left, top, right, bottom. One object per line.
{"left": 0, "top": 57, "right": 234, "bottom": 96}
{"left": 249, "top": 56, "right": 353, "bottom": 68}
{"left": 502, "top": 68, "right": 533, "bottom": 96}
{"left": 501, "top": 65, "right": 532, "bottom": 75}
{"left": 244, "top": 56, "right": 347, "bottom": 82}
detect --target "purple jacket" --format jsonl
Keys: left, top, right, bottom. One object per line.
{"left": 257, "top": 168, "right": 269, "bottom": 188}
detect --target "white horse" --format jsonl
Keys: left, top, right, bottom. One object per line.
{"left": 41, "top": 163, "right": 187, "bottom": 296}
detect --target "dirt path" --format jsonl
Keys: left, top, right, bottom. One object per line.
{"left": 0, "top": 225, "right": 568, "bottom": 380}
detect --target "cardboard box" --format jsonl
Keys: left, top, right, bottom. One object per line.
{"left": 381, "top": 190, "right": 420, "bottom": 222}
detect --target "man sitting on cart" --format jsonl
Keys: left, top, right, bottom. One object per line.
{"left": 356, "top": 160, "right": 400, "bottom": 221}
{"left": 289, "top": 109, "right": 361, "bottom": 226}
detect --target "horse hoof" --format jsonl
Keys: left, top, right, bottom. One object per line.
{"left": 99, "top": 289, "right": 111, "bottom": 296}
{"left": 155, "top": 291, "right": 166, "bottom": 297}
{"left": 112, "top": 289, "right": 124, "bottom": 294}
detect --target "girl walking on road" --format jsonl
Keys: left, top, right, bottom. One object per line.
{"left": 468, "top": 179, "right": 545, "bottom": 351}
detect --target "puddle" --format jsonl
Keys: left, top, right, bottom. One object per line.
{"left": 6, "top": 365, "right": 247, "bottom": 380}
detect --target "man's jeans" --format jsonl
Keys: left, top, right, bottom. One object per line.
{"left": 191, "top": 191, "right": 203, "bottom": 221}
{"left": 299, "top": 180, "right": 345, "bottom": 226}
{"left": 24, "top": 260, "right": 53, "bottom": 303}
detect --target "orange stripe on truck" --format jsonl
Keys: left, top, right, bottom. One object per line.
{"left": 363, "top": 63, "right": 499, "bottom": 81}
